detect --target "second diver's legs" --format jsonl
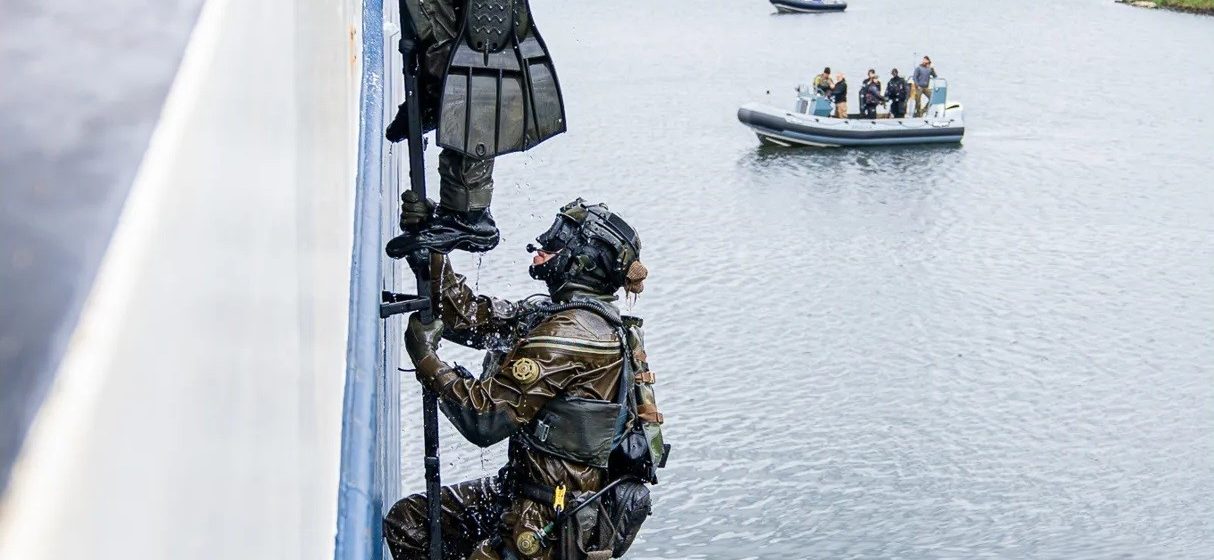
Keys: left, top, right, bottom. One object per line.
{"left": 437, "top": 149, "right": 495, "bottom": 216}
{"left": 385, "top": 149, "right": 501, "bottom": 257}
{"left": 835, "top": 101, "right": 848, "bottom": 119}
{"left": 384, "top": 476, "right": 506, "bottom": 560}
{"left": 386, "top": 0, "right": 459, "bottom": 141}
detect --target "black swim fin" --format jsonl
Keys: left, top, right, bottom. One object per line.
{"left": 436, "top": 0, "right": 566, "bottom": 159}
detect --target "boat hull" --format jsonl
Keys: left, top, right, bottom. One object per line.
{"left": 771, "top": 0, "right": 847, "bottom": 13}
{"left": 737, "top": 103, "right": 965, "bottom": 148}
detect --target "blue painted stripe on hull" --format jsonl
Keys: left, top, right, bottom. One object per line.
{"left": 752, "top": 124, "right": 963, "bottom": 147}
{"left": 773, "top": 4, "right": 847, "bottom": 13}
{"left": 335, "top": 1, "right": 391, "bottom": 559}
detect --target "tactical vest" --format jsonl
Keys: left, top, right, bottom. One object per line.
{"left": 517, "top": 300, "right": 666, "bottom": 472}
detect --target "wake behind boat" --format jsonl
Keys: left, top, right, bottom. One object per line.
{"left": 738, "top": 79, "right": 965, "bottom": 148}
{"left": 771, "top": 0, "right": 847, "bottom": 13}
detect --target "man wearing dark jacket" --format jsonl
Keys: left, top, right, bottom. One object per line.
{"left": 384, "top": 198, "right": 666, "bottom": 560}
{"left": 885, "top": 68, "right": 909, "bottom": 118}
{"left": 860, "top": 69, "right": 884, "bottom": 119}
{"left": 831, "top": 73, "right": 848, "bottom": 118}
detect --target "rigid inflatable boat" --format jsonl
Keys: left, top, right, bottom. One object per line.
{"left": 738, "top": 79, "right": 965, "bottom": 148}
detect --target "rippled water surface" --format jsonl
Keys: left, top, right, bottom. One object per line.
{"left": 400, "top": 1, "right": 1214, "bottom": 557}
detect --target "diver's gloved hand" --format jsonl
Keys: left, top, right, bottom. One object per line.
{"left": 385, "top": 191, "right": 439, "bottom": 262}
{"left": 399, "top": 190, "right": 436, "bottom": 231}
{"left": 405, "top": 313, "right": 445, "bottom": 370}
{"left": 385, "top": 103, "right": 409, "bottom": 143}
{"left": 386, "top": 99, "right": 439, "bottom": 142}
{"left": 398, "top": 190, "right": 436, "bottom": 277}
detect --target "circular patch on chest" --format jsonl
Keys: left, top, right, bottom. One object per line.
{"left": 510, "top": 358, "right": 540, "bottom": 385}
{"left": 516, "top": 531, "right": 541, "bottom": 556}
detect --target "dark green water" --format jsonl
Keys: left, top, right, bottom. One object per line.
{"left": 402, "top": 1, "right": 1214, "bottom": 557}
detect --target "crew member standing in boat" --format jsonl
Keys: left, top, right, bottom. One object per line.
{"left": 831, "top": 73, "right": 848, "bottom": 118}
{"left": 813, "top": 67, "right": 834, "bottom": 96}
{"left": 384, "top": 198, "right": 668, "bottom": 560}
{"left": 911, "top": 56, "right": 938, "bottom": 117}
{"left": 885, "top": 69, "right": 909, "bottom": 119}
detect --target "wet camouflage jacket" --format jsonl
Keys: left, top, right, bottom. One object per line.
{"left": 411, "top": 256, "right": 652, "bottom": 558}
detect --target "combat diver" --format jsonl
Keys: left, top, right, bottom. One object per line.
{"left": 860, "top": 69, "right": 885, "bottom": 119}
{"left": 384, "top": 0, "right": 567, "bottom": 257}
{"left": 384, "top": 198, "right": 669, "bottom": 560}
{"left": 884, "top": 68, "right": 909, "bottom": 119}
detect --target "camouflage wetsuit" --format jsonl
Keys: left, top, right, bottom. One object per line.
{"left": 384, "top": 256, "right": 651, "bottom": 560}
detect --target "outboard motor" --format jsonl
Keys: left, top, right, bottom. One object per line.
{"left": 928, "top": 78, "right": 949, "bottom": 119}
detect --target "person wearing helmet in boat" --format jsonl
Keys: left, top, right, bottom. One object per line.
{"left": 860, "top": 69, "right": 886, "bottom": 119}
{"left": 911, "top": 55, "right": 938, "bottom": 118}
{"left": 885, "top": 68, "right": 910, "bottom": 119}
{"left": 813, "top": 66, "right": 834, "bottom": 97}
{"left": 830, "top": 73, "right": 848, "bottom": 119}
{"left": 383, "top": 0, "right": 569, "bottom": 257}
{"left": 384, "top": 196, "right": 668, "bottom": 560}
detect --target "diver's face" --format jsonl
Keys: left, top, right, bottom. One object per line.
{"left": 532, "top": 249, "right": 559, "bottom": 266}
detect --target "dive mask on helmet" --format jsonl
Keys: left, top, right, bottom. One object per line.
{"left": 527, "top": 214, "right": 575, "bottom": 287}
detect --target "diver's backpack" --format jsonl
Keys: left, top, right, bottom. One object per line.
{"left": 863, "top": 82, "right": 882, "bottom": 106}
{"left": 608, "top": 315, "right": 669, "bottom": 484}
{"left": 593, "top": 314, "right": 666, "bottom": 557}
{"left": 532, "top": 301, "right": 669, "bottom": 558}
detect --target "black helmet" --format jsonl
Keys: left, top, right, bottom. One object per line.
{"left": 528, "top": 199, "right": 643, "bottom": 296}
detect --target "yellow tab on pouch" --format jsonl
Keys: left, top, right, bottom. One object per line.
{"left": 553, "top": 483, "right": 567, "bottom": 513}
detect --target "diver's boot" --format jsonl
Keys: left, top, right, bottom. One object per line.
{"left": 385, "top": 207, "right": 500, "bottom": 258}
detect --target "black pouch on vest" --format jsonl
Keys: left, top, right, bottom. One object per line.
{"left": 608, "top": 425, "right": 656, "bottom": 483}
{"left": 604, "top": 479, "right": 652, "bottom": 558}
